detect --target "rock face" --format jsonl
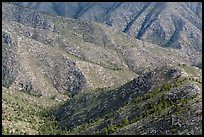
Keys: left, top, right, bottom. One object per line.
{"left": 166, "top": 68, "right": 182, "bottom": 78}
{"left": 2, "top": 31, "right": 19, "bottom": 88}
{"left": 50, "top": 57, "right": 85, "bottom": 94}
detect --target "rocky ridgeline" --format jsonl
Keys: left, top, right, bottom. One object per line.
{"left": 14, "top": 2, "right": 202, "bottom": 58}
{"left": 52, "top": 65, "right": 201, "bottom": 135}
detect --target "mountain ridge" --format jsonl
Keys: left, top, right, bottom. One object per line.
{"left": 14, "top": 2, "right": 202, "bottom": 52}
{"left": 2, "top": 2, "right": 202, "bottom": 135}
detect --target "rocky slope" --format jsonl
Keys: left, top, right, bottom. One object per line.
{"left": 14, "top": 2, "right": 202, "bottom": 64}
{"left": 2, "top": 2, "right": 136, "bottom": 97}
{"left": 53, "top": 65, "right": 202, "bottom": 135}
{"left": 3, "top": 64, "right": 202, "bottom": 135}
{"left": 2, "top": 2, "right": 202, "bottom": 135}
{"left": 3, "top": 2, "right": 196, "bottom": 97}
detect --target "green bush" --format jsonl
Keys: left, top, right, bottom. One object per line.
{"left": 144, "top": 94, "right": 151, "bottom": 100}
{"left": 102, "top": 127, "right": 108, "bottom": 135}
{"left": 162, "top": 83, "right": 170, "bottom": 91}
{"left": 179, "top": 98, "right": 188, "bottom": 104}
{"left": 107, "top": 125, "right": 117, "bottom": 133}
{"left": 134, "top": 96, "right": 142, "bottom": 104}
{"left": 156, "top": 103, "right": 162, "bottom": 113}
{"left": 122, "top": 118, "right": 129, "bottom": 126}
{"left": 142, "top": 111, "right": 148, "bottom": 118}
{"left": 195, "top": 79, "right": 198, "bottom": 82}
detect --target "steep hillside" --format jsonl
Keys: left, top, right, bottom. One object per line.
{"left": 3, "top": 2, "right": 195, "bottom": 97}
{"left": 2, "top": 2, "right": 202, "bottom": 135}
{"left": 2, "top": 87, "right": 66, "bottom": 135}
{"left": 2, "top": 2, "right": 136, "bottom": 97}
{"left": 52, "top": 65, "right": 202, "bottom": 135}
{"left": 2, "top": 64, "right": 202, "bottom": 135}
{"left": 14, "top": 2, "right": 202, "bottom": 65}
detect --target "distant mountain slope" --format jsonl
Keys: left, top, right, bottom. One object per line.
{"left": 14, "top": 2, "right": 202, "bottom": 58}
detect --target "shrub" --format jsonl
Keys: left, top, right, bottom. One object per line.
{"left": 156, "top": 102, "right": 163, "bottom": 113}
{"left": 195, "top": 79, "right": 198, "bottom": 82}
{"left": 162, "top": 83, "right": 170, "bottom": 91}
{"left": 134, "top": 96, "right": 142, "bottom": 104}
{"left": 144, "top": 94, "right": 151, "bottom": 100}
{"left": 107, "top": 125, "right": 117, "bottom": 133}
{"left": 179, "top": 98, "right": 188, "bottom": 104}
{"left": 122, "top": 118, "right": 129, "bottom": 126}
{"left": 174, "top": 83, "right": 178, "bottom": 87}
{"left": 102, "top": 128, "right": 108, "bottom": 135}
